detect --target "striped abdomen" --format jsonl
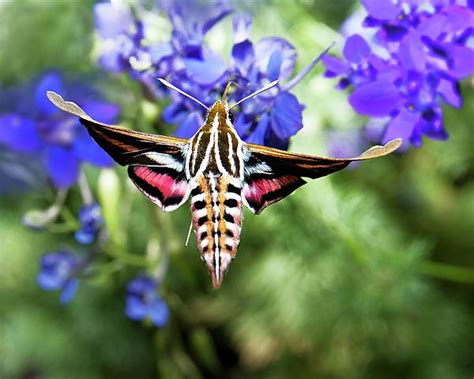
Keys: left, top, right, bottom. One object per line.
{"left": 190, "top": 174, "right": 242, "bottom": 288}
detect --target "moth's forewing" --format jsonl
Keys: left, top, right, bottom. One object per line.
{"left": 241, "top": 139, "right": 402, "bottom": 214}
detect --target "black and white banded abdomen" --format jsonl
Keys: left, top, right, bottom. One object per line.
{"left": 190, "top": 174, "right": 243, "bottom": 288}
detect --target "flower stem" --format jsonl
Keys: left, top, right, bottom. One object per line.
{"left": 102, "top": 245, "right": 151, "bottom": 267}
{"left": 78, "top": 169, "right": 94, "bottom": 205}
{"left": 418, "top": 261, "right": 474, "bottom": 285}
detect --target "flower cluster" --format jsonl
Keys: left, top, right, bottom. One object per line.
{"left": 75, "top": 202, "right": 104, "bottom": 245}
{"left": 323, "top": 0, "right": 474, "bottom": 147}
{"left": 37, "top": 251, "right": 82, "bottom": 304}
{"left": 0, "top": 72, "right": 118, "bottom": 188}
{"left": 94, "top": 1, "right": 326, "bottom": 149}
{"left": 0, "top": 72, "right": 116, "bottom": 306}
{"left": 125, "top": 275, "right": 169, "bottom": 327}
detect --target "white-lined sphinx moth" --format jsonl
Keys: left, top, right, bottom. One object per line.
{"left": 47, "top": 82, "right": 401, "bottom": 288}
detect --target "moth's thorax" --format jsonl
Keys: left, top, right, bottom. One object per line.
{"left": 186, "top": 100, "right": 244, "bottom": 179}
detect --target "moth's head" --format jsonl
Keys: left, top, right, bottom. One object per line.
{"left": 206, "top": 100, "right": 234, "bottom": 124}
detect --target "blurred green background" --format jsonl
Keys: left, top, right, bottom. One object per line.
{"left": 0, "top": 1, "right": 473, "bottom": 378}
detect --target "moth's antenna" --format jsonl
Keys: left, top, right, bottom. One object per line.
{"left": 282, "top": 41, "right": 336, "bottom": 91}
{"left": 229, "top": 80, "right": 280, "bottom": 110}
{"left": 157, "top": 78, "right": 209, "bottom": 110}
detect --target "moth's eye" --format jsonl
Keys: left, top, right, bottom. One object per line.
{"left": 228, "top": 112, "right": 235, "bottom": 123}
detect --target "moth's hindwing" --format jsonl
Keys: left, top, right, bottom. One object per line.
{"left": 242, "top": 139, "right": 402, "bottom": 214}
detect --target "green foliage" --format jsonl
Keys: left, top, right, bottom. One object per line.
{"left": 0, "top": 0, "right": 96, "bottom": 84}
{"left": 0, "top": 1, "right": 473, "bottom": 378}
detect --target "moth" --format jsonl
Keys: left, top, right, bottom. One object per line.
{"left": 47, "top": 80, "right": 401, "bottom": 288}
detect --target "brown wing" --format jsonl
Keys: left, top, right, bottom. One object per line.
{"left": 46, "top": 91, "right": 188, "bottom": 166}
{"left": 242, "top": 139, "right": 402, "bottom": 214}
{"left": 47, "top": 91, "right": 192, "bottom": 212}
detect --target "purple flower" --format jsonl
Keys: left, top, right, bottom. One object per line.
{"left": 0, "top": 71, "right": 120, "bottom": 188}
{"left": 75, "top": 202, "right": 104, "bottom": 245}
{"left": 154, "top": 1, "right": 233, "bottom": 137}
{"left": 37, "top": 251, "right": 81, "bottom": 303}
{"left": 125, "top": 275, "right": 169, "bottom": 327}
{"left": 94, "top": 1, "right": 232, "bottom": 137}
{"left": 228, "top": 15, "right": 305, "bottom": 149}
{"left": 94, "top": 3, "right": 151, "bottom": 76}
{"left": 94, "top": 3, "right": 327, "bottom": 150}
{"left": 326, "top": 128, "right": 367, "bottom": 162}
{"left": 323, "top": 1, "right": 474, "bottom": 147}
{"left": 219, "top": 15, "right": 326, "bottom": 149}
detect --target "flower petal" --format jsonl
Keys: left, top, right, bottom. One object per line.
{"left": 443, "top": 5, "right": 474, "bottom": 34}
{"left": 421, "top": 106, "right": 448, "bottom": 140}
{"left": 74, "top": 228, "right": 95, "bottom": 245}
{"left": 0, "top": 115, "right": 41, "bottom": 152}
{"left": 349, "top": 81, "right": 404, "bottom": 117}
{"left": 245, "top": 113, "right": 269, "bottom": 145}
{"left": 149, "top": 298, "right": 169, "bottom": 327}
{"left": 382, "top": 108, "right": 419, "bottom": 144}
{"left": 263, "top": 128, "right": 289, "bottom": 150}
{"left": 125, "top": 296, "right": 148, "bottom": 321}
{"left": 398, "top": 31, "right": 426, "bottom": 71}
{"left": 98, "top": 46, "right": 126, "bottom": 73}
{"left": 162, "top": 102, "right": 188, "bottom": 125}
{"left": 73, "top": 129, "right": 114, "bottom": 167}
{"left": 270, "top": 92, "right": 304, "bottom": 140}
{"left": 127, "top": 276, "right": 156, "bottom": 295}
{"left": 35, "top": 72, "right": 63, "bottom": 116}
{"left": 417, "top": 14, "right": 446, "bottom": 40}
{"left": 94, "top": 3, "right": 133, "bottom": 39}
{"left": 60, "top": 278, "right": 79, "bottom": 304}
{"left": 47, "top": 146, "right": 80, "bottom": 188}
{"left": 232, "top": 40, "right": 255, "bottom": 75}
{"left": 201, "top": 6, "right": 233, "bottom": 35}
{"left": 255, "top": 37, "right": 297, "bottom": 80}
{"left": 184, "top": 49, "right": 226, "bottom": 86}
{"left": 444, "top": 44, "right": 474, "bottom": 79}
{"left": 437, "top": 78, "right": 461, "bottom": 108}
{"left": 322, "top": 55, "right": 351, "bottom": 77}
{"left": 422, "top": 38, "right": 474, "bottom": 79}
{"left": 233, "top": 114, "right": 252, "bottom": 139}
{"left": 343, "top": 34, "right": 371, "bottom": 64}
{"left": 37, "top": 271, "right": 62, "bottom": 291}
{"left": 267, "top": 51, "right": 284, "bottom": 81}
{"left": 174, "top": 112, "right": 203, "bottom": 138}
{"left": 326, "top": 129, "right": 365, "bottom": 161}
{"left": 150, "top": 42, "right": 174, "bottom": 64}
{"left": 361, "top": 0, "right": 399, "bottom": 20}
{"left": 81, "top": 101, "right": 120, "bottom": 124}
{"left": 233, "top": 14, "right": 252, "bottom": 44}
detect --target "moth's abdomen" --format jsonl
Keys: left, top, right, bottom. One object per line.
{"left": 191, "top": 175, "right": 243, "bottom": 288}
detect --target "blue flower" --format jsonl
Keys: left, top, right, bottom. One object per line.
{"left": 94, "top": 4, "right": 328, "bottom": 150}
{"left": 75, "top": 202, "right": 104, "bottom": 245}
{"left": 153, "top": 0, "right": 233, "bottom": 136}
{"left": 125, "top": 275, "right": 169, "bottom": 327}
{"left": 94, "top": 1, "right": 232, "bottom": 138}
{"left": 156, "top": 13, "right": 327, "bottom": 148}
{"left": 323, "top": 1, "right": 474, "bottom": 147}
{"left": 37, "top": 251, "right": 81, "bottom": 304}
{"left": 0, "top": 72, "right": 119, "bottom": 188}
{"left": 94, "top": 2, "right": 151, "bottom": 76}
